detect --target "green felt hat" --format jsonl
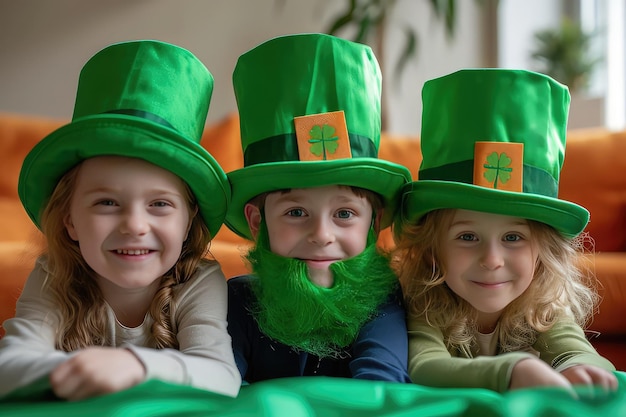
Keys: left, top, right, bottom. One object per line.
{"left": 18, "top": 40, "right": 230, "bottom": 237}
{"left": 400, "top": 68, "right": 589, "bottom": 238}
{"left": 226, "top": 33, "right": 412, "bottom": 240}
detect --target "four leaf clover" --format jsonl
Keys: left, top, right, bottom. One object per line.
{"left": 309, "top": 124, "right": 339, "bottom": 160}
{"left": 483, "top": 152, "right": 513, "bottom": 189}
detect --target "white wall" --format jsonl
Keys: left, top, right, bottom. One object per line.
{"left": 498, "top": 0, "right": 562, "bottom": 70}
{"left": 497, "top": 0, "right": 620, "bottom": 130}
{"left": 0, "top": 0, "right": 487, "bottom": 135}
{"left": 385, "top": 0, "right": 489, "bottom": 134}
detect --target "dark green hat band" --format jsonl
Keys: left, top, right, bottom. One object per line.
{"left": 244, "top": 132, "right": 378, "bottom": 166}
{"left": 419, "top": 160, "right": 558, "bottom": 198}
{"left": 104, "top": 109, "right": 176, "bottom": 131}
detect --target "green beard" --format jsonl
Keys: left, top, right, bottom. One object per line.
{"left": 245, "top": 223, "right": 399, "bottom": 358}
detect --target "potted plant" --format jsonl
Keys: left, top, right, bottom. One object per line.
{"left": 531, "top": 17, "right": 603, "bottom": 129}
{"left": 530, "top": 17, "right": 601, "bottom": 94}
{"left": 324, "top": 0, "right": 466, "bottom": 129}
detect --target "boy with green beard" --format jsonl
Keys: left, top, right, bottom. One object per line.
{"left": 225, "top": 33, "right": 412, "bottom": 383}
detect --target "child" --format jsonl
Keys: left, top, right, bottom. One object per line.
{"left": 394, "top": 68, "right": 618, "bottom": 393}
{"left": 225, "top": 33, "right": 412, "bottom": 383}
{"left": 0, "top": 40, "right": 241, "bottom": 400}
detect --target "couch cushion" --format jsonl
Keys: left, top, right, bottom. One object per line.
{"left": 587, "top": 252, "right": 626, "bottom": 335}
{"left": 200, "top": 113, "right": 244, "bottom": 174}
{"left": 0, "top": 241, "right": 41, "bottom": 337}
{"left": 560, "top": 129, "right": 626, "bottom": 251}
{"left": 379, "top": 133, "right": 421, "bottom": 180}
{"left": 0, "top": 198, "right": 41, "bottom": 242}
{"left": 0, "top": 113, "right": 65, "bottom": 200}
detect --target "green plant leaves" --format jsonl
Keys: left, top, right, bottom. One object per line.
{"left": 530, "top": 17, "right": 601, "bottom": 93}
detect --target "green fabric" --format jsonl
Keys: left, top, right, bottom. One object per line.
{"left": 18, "top": 40, "right": 230, "bottom": 237}
{"left": 401, "top": 69, "right": 589, "bottom": 238}
{"left": 243, "top": 132, "right": 378, "bottom": 165}
{"left": 418, "top": 160, "right": 559, "bottom": 198}
{"left": 226, "top": 33, "right": 411, "bottom": 240}
{"left": 234, "top": 33, "right": 381, "bottom": 162}
{"left": 2, "top": 374, "right": 625, "bottom": 416}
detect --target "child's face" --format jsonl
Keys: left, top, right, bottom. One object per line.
{"left": 442, "top": 209, "right": 538, "bottom": 331}
{"left": 245, "top": 185, "right": 374, "bottom": 288}
{"left": 64, "top": 156, "right": 193, "bottom": 291}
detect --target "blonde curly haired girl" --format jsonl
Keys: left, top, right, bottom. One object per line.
{"left": 394, "top": 68, "right": 617, "bottom": 393}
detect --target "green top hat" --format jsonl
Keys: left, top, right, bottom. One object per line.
{"left": 18, "top": 40, "right": 230, "bottom": 237}
{"left": 400, "top": 68, "right": 589, "bottom": 238}
{"left": 226, "top": 33, "right": 412, "bottom": 240}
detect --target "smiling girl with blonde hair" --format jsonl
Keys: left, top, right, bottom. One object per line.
{"left": 394, "top": 68, "right": 617, "bottom": 393}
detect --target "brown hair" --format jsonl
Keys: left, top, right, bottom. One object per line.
{"left": 248, "top": 186, "right": 383, "bottom": 212}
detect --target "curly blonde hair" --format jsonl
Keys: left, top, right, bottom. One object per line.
{"left": 393, "top": 208, "right": 599, "bottom": 354}
{"left": 40, "top": 162, "right": 214, "bottom": 351}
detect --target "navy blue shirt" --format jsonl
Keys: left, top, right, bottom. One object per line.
{"left": 227, "top": 275, "right": 410, "bottom": 383}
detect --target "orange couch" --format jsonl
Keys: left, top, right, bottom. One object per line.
{"left": 1, "top": 112, "right": 624, "bottom": 370}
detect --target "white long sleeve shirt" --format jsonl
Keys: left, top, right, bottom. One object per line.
{"left": 0, "top": 257, "right": 241, "bottom": 398}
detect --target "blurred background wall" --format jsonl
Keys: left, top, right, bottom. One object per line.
{"left": 0, "top": 0, "right": 622, "bottom": 134}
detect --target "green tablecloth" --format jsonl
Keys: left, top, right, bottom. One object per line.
{"left": 1, "top": 372, "right": 625, "bottom": 416}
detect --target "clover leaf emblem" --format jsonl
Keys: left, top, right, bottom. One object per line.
{"left": 308, "top": 124, "right": 339, "bottom": 160}
{"left": 483, "top": 151, "right": 513, "bottom": 189}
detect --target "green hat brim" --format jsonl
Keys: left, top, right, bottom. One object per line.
{"left": 400, "top": 180, "right": 589, "bottom": 239}
{"left": 227, "top": 159, "right": 412, "bottom": 240}
{"left": 19, "top": 114, "right": 230, "bottom": 237}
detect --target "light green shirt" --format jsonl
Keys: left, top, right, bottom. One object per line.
{"left": 408, "top": 315, "right": 615, "bottom": 392}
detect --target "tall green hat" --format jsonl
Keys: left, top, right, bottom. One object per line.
{"left": 400, "top": 68, "right": 589, "bottom": 238}
{"left": 226, "top": 33, "right": 412, "bottom": 240}
{"left": 18, "top": 40, "right": 230, "bottom": 237}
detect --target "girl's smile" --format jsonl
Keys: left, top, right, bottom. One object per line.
{"left": 442, "top": 209, "right": 538, "bottom": 326}
{"left": 64, "top": 156, "right": 193, "bottom": 291}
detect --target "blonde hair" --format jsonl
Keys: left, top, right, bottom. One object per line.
{"left": 393, "top": 208, "right": 598, "bottom": 354}
{"left": 40, "top": 161, "right": 213, "bottom": 351}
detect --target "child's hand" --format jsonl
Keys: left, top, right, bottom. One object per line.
{"left": 510, "top": 358, "right": 573, "bottom": 391}
{"left": 50, "top": 347, "right": 146, "bottom": 401}
{"left": 560, "top": 364, "right": 619, "bottom": 392}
